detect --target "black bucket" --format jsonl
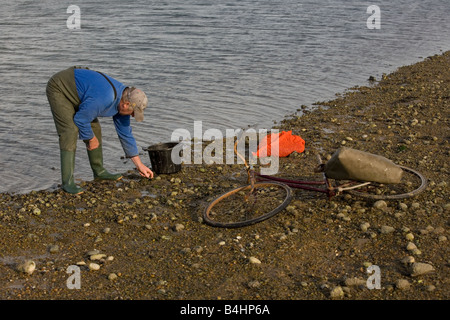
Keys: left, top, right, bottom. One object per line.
{"left": 143, "top": 142, "right": 182, "bottom": 174}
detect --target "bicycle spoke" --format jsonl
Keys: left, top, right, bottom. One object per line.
{"left": 345, "top": 166, "right": 427, "bottom": 200}
{"left": 204, "top": 182, "right": 293, "bottom": 228}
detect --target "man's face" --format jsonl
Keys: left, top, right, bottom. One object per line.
{"left": 118, "top": 101, "right": 135, "bottom": 117}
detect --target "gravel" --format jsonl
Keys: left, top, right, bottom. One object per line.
{"left": 0, "top": 52, "right": 449, "bottom": 300}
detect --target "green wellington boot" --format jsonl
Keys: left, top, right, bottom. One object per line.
{"left": 87, "top": 146, "right": 123, "bottom": 181}
{"left": 60, "top": 150, "right": 84, "bottom": 194}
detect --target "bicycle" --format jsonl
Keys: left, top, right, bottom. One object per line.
{"left": 203, "top": 139, "right": 427, "bottom": 228}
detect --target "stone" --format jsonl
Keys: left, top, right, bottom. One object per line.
{"left": 49, "top": 245, "right": 60, "bottom": 253}
{"left": 396, "top": 279, "right": 410, "bottom": 290}
{"left": 247, "top": 280, "right": 261, "bottom": 288}
{"left": 344, "top": 277, "right": 366, "bottom": 287}
{"left": 401, "top": 256, "right": 415, "bottom": 264}
{"left": 405, "top": 233, "right": 414, "bottom": 241}
{"left": 193, "top": 246, "right": 204, "bottom": 253}
{"left": 380, "top": 226, "right": 395, "bottom": 234}
{"left": 17, "top": 260, "right": 36, "bottom": 275}
{"left": 249, "top": 256, "right": 261, "bottom": 264}
{"left": 173, "top": 223, "right": 185, "bottom": 232}
{"left": 406, "top": 242, "right": 417, "bottom": 251}
{"left": 108, "top": 273, "right": 118, "bottom": 281}
{"left": 90, "top": 253, "right": 107, "bottom": 261}
{"left": 88, "top": 263, "right": 101, "bottom": 271}
{"left": 410, "top": 262, "right": 435, "bottom": 277}
{"left": 86, "top": 250, "right": 100, "bottom": 256}
{"left": 373, "top": 200, "right": 387, "bottom": 210}
{"left": 410, "top": 202, "right": 420, "bottom": 210}
{"left": 330, "top": 286, "right": 344, "bottom": 299}
{"left": 360, "top": 222, "right": 370, "bottom": 232}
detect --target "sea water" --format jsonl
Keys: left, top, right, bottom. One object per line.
{"left": 0, "top": 0, "right": 449, "bottom": 193}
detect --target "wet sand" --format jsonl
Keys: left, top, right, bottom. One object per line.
{"left": 0, "top": 51, "right": 448, "bottom": 302}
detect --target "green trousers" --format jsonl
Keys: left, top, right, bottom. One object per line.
{"left": 46, "top": 67, "right": 122, "bottom": 193}
{"left": 46, "top": 66, "right": 103, "bottom": 151}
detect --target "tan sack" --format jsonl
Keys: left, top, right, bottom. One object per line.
{"left": 323, "top": 147, "right": 403, "bottom": 184}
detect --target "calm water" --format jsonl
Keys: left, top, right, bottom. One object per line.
{"left": 1, "top": 0, "right": 449, "bottom": 194}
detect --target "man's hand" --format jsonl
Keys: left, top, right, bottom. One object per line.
{"left": 87, "top": 136, "right": 100, "bottom": 151}
{"left": 131, "top": 155, "right": 154, "bottom": 179}
{"left": 137, "top": 164, "right": 154, "bottom": 179}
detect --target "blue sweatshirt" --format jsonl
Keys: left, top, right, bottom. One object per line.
{"left": 73, "top": 68, "right": 139, "bottom": 157}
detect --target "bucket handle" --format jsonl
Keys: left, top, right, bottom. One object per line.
{"left": 143, "top": 143, "right": 180, "bottom": 152}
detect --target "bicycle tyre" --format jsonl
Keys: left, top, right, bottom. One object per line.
{"left": 347, "top": 166, "right": 427, "bottom": 200}
{"left": 203, "top": 181, "right": 293, "bottom": 228}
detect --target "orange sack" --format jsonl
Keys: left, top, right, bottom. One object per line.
{"left": 253, "top": 131, "right": 305, "bottom": 158}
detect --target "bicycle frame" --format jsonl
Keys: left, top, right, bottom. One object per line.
{"left": 257, "top": 170, "right": 371, "bottom": 195}
{"left": 257, "top": 172, "right": 336, "bottom": 197}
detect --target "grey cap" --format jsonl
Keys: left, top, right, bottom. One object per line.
{"left": 128, "top": 87, "right": 148, "bottom": 122}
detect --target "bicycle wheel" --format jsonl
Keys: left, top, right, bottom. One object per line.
{"left": 346, "top": 166, "right": 427, "bottom": 200}
{"left": 203, "top": 182, "right": 293, "bottom": 228}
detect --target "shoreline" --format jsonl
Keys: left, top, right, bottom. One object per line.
{"left": 0, "top": 51, "right": 448, "bottom": 300}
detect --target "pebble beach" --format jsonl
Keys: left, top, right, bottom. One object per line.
{"left": 0, "top": 51, "right": 449, "bottom": 302}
